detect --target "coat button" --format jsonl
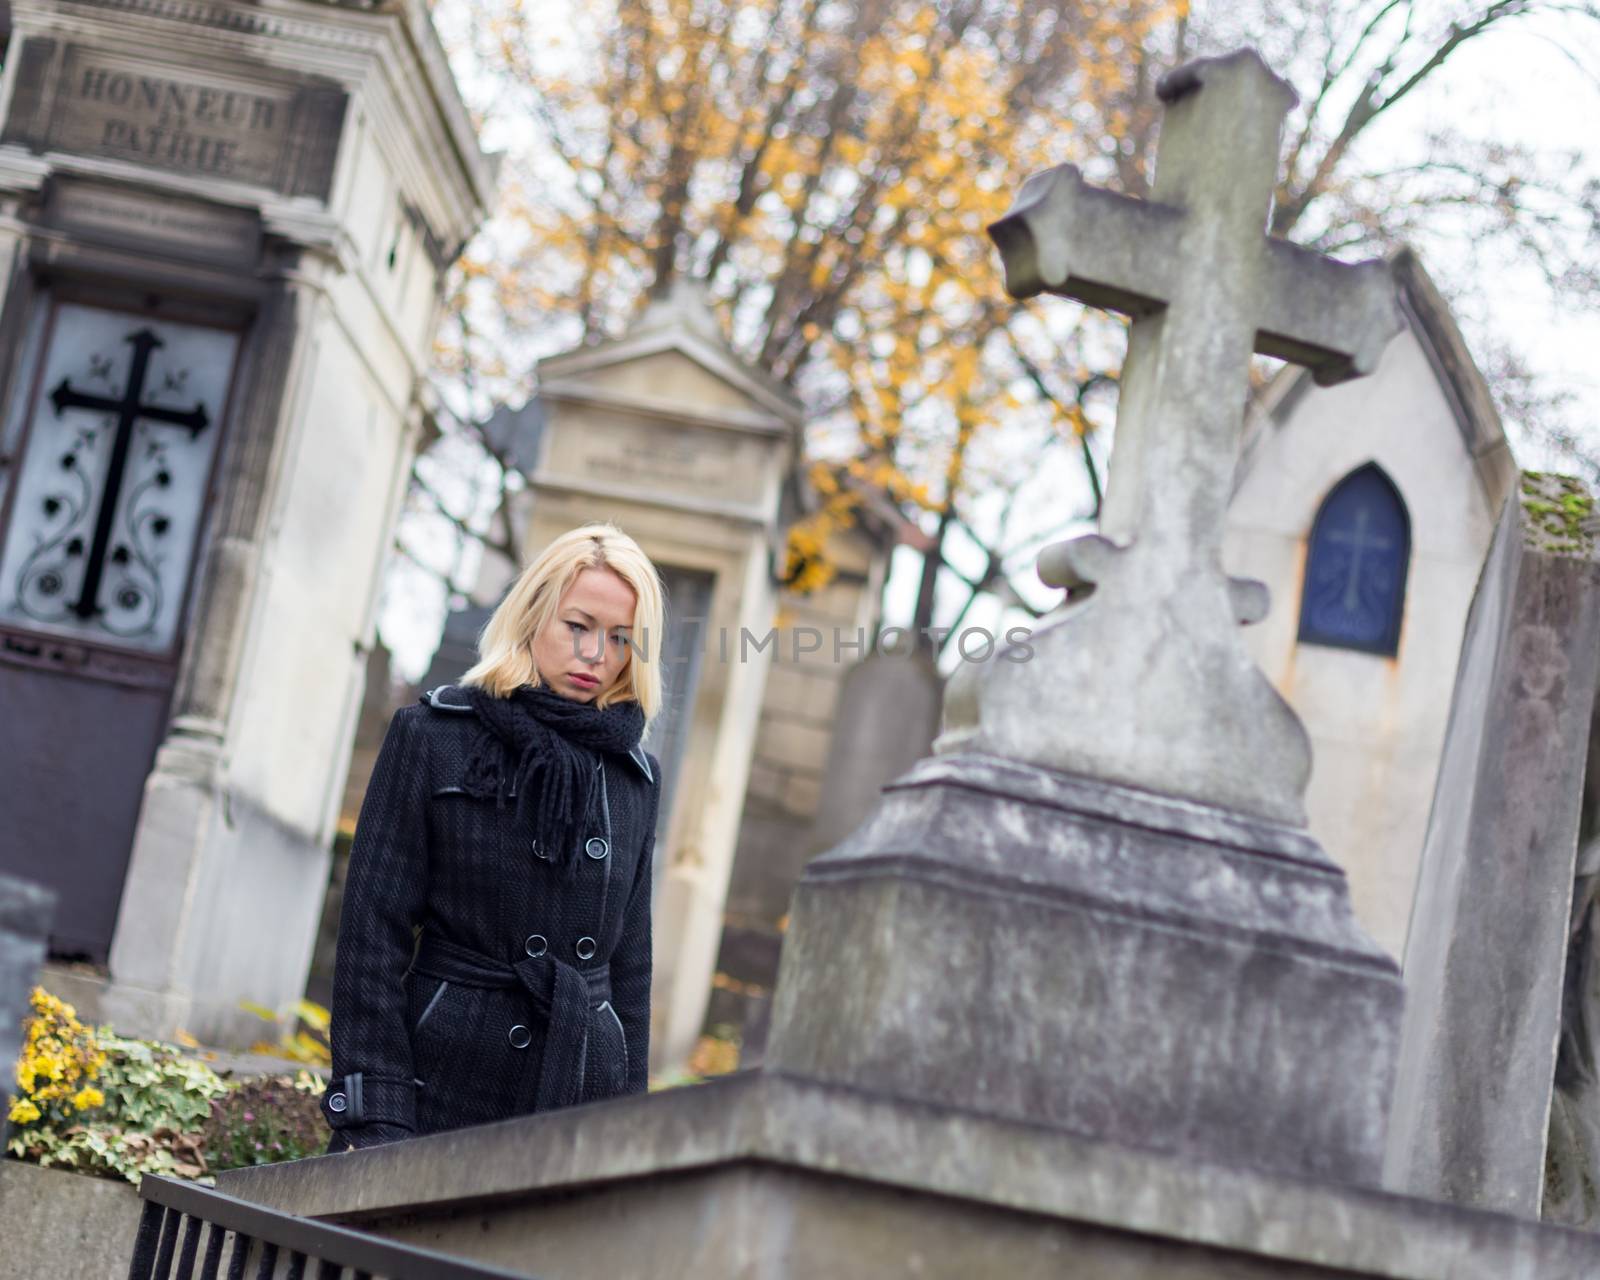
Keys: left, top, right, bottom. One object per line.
{"left": 575, "top": 936, "right": 597, "bottom": 961}
{"left": 525, "top": 934, "right": 548, "bottom": 958}
{"left": 585, "top": 837, "right": 609, "bottom": 860}
{"left": 532, "top": 838, "right": 549, "bottom": 861}
{"left": 508, "top": 1025, "right": 532, "bottom": 1049}
{"left": 327, "top": 1092, "right": 347, "bottom": 1114}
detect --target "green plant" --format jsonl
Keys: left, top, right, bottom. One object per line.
{"left": 7, "top": 989, "right": 228, "bottom": 1186}
{"left": 202, "top": 1072, "right": 327, "bottom": 1171}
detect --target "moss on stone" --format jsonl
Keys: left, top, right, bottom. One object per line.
{"left": 1520, "top": 469, "right": 1598, "bottom": 557}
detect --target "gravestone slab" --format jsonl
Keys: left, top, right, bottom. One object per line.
{"left": 805, "top": 649, "right": 943, "bottom": 859}
{"left": 221, "top": 1071, "right": 1600, "bottom": 1280}
{"left": 1386, "top": 472, "right": 1600, "bottom": 1216}
{"left": 0, "top": 872, "right": 56, "bottom": 1147}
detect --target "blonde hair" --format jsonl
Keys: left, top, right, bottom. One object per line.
{"left": 462, "top": 522, "right": 664, "bottom": 722}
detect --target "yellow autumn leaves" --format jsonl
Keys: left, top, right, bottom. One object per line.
{"left": 440, "top": 0, "right": 1188, "bottom": 590}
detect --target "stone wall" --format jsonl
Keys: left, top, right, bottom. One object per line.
{"left": 0, "top": 1161, "right": 143, "bottom": 1278}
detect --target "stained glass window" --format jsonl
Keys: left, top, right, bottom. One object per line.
{"left": 1297, "top": 463, "right": 1411, "bottom": 655}
{"left": 0, "top": 302, "right": 239, "bottom": 653}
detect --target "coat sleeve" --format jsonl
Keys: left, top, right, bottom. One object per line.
{"left": 609, "top": 755, "right": 661, "bottom": 1095}
{"left": 323, "top": 705, "right": 431, "bottom": 1139}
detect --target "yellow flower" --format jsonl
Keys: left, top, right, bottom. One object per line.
{"left": 7, "top": 1098, "right": 41, "bottom": 1126}
{"left": 71, "top": 1086, "right": 104, "bottom": 1111}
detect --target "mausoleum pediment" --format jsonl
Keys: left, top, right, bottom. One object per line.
{"left": 539, "top": 349, "right": 794, "bottom": 438}
{"left": 539, "top": 283, "right": 802, "bottom": 434}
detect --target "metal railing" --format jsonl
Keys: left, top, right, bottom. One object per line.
{"left": 126, "top": 1173, "right": 533, "bottom": 1280}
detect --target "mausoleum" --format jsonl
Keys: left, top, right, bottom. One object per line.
{"left": 1225, "top": 248, "right": 1517, "bottom": 956}
{"left": 0, "top": 0, "right": 491, "bottom": 1047}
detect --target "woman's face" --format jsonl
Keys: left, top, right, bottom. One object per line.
{"left": 532, "top": 566, "right": 637, "bottom": 703}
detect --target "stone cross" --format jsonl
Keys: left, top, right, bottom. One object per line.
{"left": 968, "top": 49, "right": 1402, "bottom": 825}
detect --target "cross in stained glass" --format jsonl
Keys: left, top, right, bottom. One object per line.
{"left": 1299, "top": 465, "right": 1410, "bottom": 654}
{"left": 1328, "top": 508, "right": 1395, "bottom": 614}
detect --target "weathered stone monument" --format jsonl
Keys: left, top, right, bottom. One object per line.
{"left": 799, "top": 47, "right": 1406, "bottom": 1179}
{"left": 0, "top": 0, "right": 490, "bottom": 1045}
{"left": 1386, "top": 472, "right": 1600, "bottom": 1216}
{"left": 970, "top": 56, "right": 1399, "bottom": 826}
{"left": 218, "top": 49, "right": 1600, "bottom": 1280}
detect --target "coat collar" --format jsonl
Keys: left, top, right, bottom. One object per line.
{"left": 422, "top": 685, "right": 654, "bottom": 783}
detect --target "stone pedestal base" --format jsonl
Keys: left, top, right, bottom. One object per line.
{"left": 766, "top": 752, "right": 1402, "bottom": 1184}
{"left": 220, "top": 1073, "right": 1600, "bottom": 1280}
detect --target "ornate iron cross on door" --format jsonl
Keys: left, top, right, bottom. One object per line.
{"left": 49, "top": 328, "right": 209, "bottom": 622}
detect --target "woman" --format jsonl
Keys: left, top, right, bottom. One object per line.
{"left": 322, "top": 523, "right": 664, "bottom": 1152}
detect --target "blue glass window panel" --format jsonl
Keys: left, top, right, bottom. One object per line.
{"left": 1297, "top": 465, "right": 1410, "bottom": 655}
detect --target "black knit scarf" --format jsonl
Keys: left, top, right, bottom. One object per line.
{"left": 461, "top": 683, "right": 646, "bottom": 876}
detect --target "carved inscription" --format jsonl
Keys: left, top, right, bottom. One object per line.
{"left": 1, "top": 39, "right": 348, "bottom": 199}
{"left": 47, "top": 182, "right": 262, "bottom": 263}
{"left": 546, "top": 412, "right": 767, "bottom": 506}
{"left": 81, "top": 68, "right": 280, "bottom": 176}
{"left": 57, "top": 50, "right": 294, "bottom": 185}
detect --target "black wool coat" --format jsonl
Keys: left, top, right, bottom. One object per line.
{"left": 322, "top": 684, "right": 661, "bottom": 1151}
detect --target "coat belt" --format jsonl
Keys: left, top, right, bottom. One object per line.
{"left": 412, "top": 931, "right": 611, "bottom": 1112}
